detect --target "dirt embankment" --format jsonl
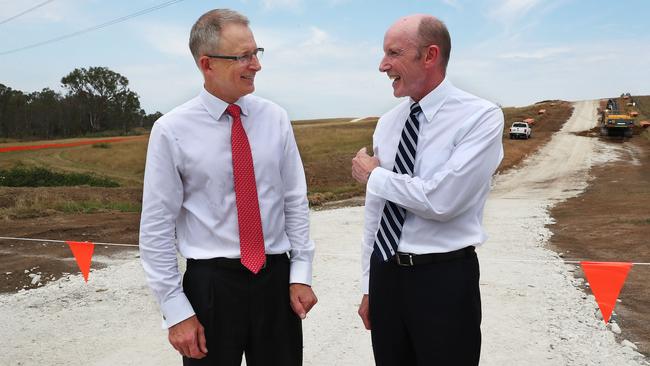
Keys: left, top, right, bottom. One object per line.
{"left": 548, "top": 135, "right": 650, "bottom": 356}
{"left": 0, "top": 212, "right": 140, "bottom": 293}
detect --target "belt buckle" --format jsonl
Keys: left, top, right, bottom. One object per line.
{"left": 396, "top": 253, "right": 414, "bottom": 267}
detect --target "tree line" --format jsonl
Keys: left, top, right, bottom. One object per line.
{"left": 0, "top": 66, "right": 162, "bottom": 140}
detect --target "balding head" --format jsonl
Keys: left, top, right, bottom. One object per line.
{"left": 380, "top": 14, "right": 451, "bottom": 100}
{"left": 387, "top": 14, "right": 451, "bottom": 72}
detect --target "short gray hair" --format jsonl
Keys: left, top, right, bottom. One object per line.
{"left": 416, "top": 17, "right": 451, "bottom": 71}
{"left": 189, "top": 9, "right": 249, "bottom": 63}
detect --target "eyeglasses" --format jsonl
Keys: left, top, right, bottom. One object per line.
{"left": 206, "top": 47, "right": 264, "bottom": 64}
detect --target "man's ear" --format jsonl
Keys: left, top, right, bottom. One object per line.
{"left": 198, "top": 56, "right": 212, "bottom": 74}
{"left": 423, "top": 45, "right": 440, "bottom": 68}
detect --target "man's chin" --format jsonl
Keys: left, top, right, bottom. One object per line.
{"left": 234, "top": 87, "right": 254, "bottom": 98}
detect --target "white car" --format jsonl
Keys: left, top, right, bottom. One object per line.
{"left": 509, "top": 122, "right": 532, "bottom": 139}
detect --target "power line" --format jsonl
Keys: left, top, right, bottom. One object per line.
{"left": 0, "top": 0, "right": 56, "bottom": 26}
{"left": 0, "top": 0, "right": 187, "bottom": 56}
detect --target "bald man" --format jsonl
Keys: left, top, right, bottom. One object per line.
{"left": 352, "top": 14, "right": 504, "bottom": 365}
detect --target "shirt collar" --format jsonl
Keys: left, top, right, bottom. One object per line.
{"left": 199, "top": 87, "right": 250, "bottom": 122}
{"left": 410, "top": 77, "right": 451, "bottom": 124}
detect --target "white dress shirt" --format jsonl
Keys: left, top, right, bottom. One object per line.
{"left": 139, "top": 88, "right": 314, "bottom": 328}
{"left": 361, "top": 78, "right": 504, "bottom": 293}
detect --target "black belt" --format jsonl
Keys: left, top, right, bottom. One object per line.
{"left": 187, "top": 253, "right": 288, "bottom": 271}
{"left": 393, "top": 246, "right": 475, "bottom": 267}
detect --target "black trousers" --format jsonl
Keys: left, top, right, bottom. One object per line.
{"left": 369, "top": 248, "right": 482, "bottom": 366}
{"left": 182, "top": 254, "right": 302, "bottom": 366}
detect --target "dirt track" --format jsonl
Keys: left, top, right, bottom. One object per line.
{"left": 492, "top": 100, "right": 599, "bottom": 200}
{"left": 548, "top": 135, "right": 650, "bottom": 356}
{"left": 478, "top": 100, "right": 647, "bottom": 364}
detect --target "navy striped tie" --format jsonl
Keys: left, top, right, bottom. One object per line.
{"left": 374, "top": 102, "right": 422, "bottom": 261}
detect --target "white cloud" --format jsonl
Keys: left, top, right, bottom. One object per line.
{"left": 499, "top": 47, "right": 571, "bottom": 60}
{"left": 488, "top": 0, "right": 542, "bottom": 23}
{"left": 327, "top": 0, "right": 351, "bottom": 6}
{"left": 261, "top": 0, "right": 302, "bottom": 10}
{"left": 119, "top": 61, "right": 202, "bottom": 114}
{"left": 486, "top": 0, "right": 570, "bottom": 36}
{"left": 450, "top": 39, "right": 650, "bottom": 107}
{"left": 442, "top": 0, "right": 462, "bottom": 10}
{"left": 251, "top": 25, "right": 397, "bottom": 119}
{"left": 301, "top": 27, "right": 330, "bottom": 47}
{"left": 137, "top": 23, "right": 190, "bottom": 58}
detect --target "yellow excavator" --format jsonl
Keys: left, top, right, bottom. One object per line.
{"left": 600, "top": 98, "right": 634, "bottom": 137}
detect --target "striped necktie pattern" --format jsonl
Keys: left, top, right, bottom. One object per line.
{"left": 373, "top": 102, "right": 422, "bottom": 261}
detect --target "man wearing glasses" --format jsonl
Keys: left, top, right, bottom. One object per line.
{"left": 352, "top": 14, "right": 503, "bottom": 365}
{"left": 139, "top": 8, "right": 316, "bottom": 366}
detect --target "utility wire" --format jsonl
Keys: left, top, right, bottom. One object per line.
{"left": 0, "top": 0, "right": 186, "bottom": 56}
{"left": 3, "top": 237, "right": 650, "bottom": 265}
{"left": 0, "top": 0, "right": 56, "bottom": 26}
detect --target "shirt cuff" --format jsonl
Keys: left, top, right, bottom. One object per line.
{"left": 361, "top": 273, "right": 369, "bottom": 294}
{"left": 366, "top": 166, "right": 391, "bottom": 198}
{"left": 160, "top": 294, "right": 195, "bottom": 329}
{"left": 289, "top": 259, "right": 313, "bottom": 286}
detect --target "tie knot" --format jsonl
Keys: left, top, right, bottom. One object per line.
{"left": 226, "top": 104, "right": 241, "bottom": 119}
{"left": 410, "top": 102, "right": 422, "bottom": 115}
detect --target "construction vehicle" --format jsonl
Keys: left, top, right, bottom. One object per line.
{"left": 599, "top": 111, "right": 634, "bottom": 137}
{"left": 598, "top": 97, "right": 635, "bottom": 137}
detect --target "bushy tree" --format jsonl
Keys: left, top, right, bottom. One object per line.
{"left": 61, "top": 66, "right": 140, "bottom": 133}
{"left": 0, "top": 67, "right": 159, "bottom": 139}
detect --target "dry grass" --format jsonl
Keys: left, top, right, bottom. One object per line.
{"left": 292, "top": 118, "right": 357, "bottom": 126}
{"left": 294, "top": 119, "right": 377, "bottom": 204}
{"left": 626, "top": 96, "right": 650, "bottom": 139}
{"left": 0, "top": 101, "right": 577, "bottom": 210}
{"left": 0, "top": 139, "right": 147, "bottom": 187}
{"left": 615, "top": 95, "right": 649, "bottom": 121}
{"left": 0, "top": 187, "right": 141, "bottom": 219}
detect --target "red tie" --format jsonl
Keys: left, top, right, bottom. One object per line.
{"left": 226, "top": 104, "right": 266, "bottom": 274}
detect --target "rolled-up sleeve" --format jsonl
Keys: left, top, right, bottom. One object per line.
{"left": 139, "top": 122, "right": 194, "bottom": 328}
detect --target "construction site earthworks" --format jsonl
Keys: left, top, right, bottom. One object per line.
{"left": 1, "top": 97, "right": 649, "bottom": 364}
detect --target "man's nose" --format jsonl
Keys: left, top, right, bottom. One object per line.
{"left": 378, "top": 56, "right": 390, "bottom": 72}
{"left": 250, "top": 55, "right": 262, "bottom": 71}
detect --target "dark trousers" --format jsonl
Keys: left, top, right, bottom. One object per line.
{"left": 182, "top": 254, "right": 302, "bottom": 366}
{"left": 369, "top": 248, "right": 482, "bottom": 366}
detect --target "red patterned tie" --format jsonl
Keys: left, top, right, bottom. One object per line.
{"left": 226, "top": 104, "right": 266, "bottom": 274}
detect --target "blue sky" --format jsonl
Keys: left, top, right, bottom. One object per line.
{"left": 1, "top": 0, "right": 649, "bottom": 119}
